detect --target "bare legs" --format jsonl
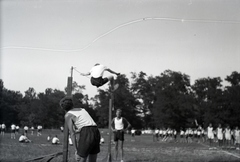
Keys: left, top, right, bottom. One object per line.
{"left": 114, "top": 140, "right": 124, "bottom": 161}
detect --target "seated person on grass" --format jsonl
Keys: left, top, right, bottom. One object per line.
{"left": 52, "top": 135, "right": 60, "bottom": 145}
{"left": 19, "top": 134, "right": 31, "bottom": 143}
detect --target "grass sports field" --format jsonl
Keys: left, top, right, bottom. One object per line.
{"left": 0, "top": 129, "right": 240, "bottom": 162}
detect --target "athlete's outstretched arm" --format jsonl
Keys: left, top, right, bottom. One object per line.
{"left": 106, "top": 68, "right": 120, "bottom": 76}
{"left": 80, "top": 72, "right": 91, "bottom": 76}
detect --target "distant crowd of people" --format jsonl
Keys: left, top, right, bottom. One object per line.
{"left": 129, "top": 123, "right": 240, "bottom": 150}
{"left": 0, "top": 123, "right": 44, "bottom": 137}
{"left": 0, "top": 123, "right": 67, "bottom": 144}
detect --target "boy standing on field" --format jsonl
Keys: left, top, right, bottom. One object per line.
{"left": 11, "top": 124, "right": 16, "bottom": 139}
{"left": 60, "top": 96, "right": 100, "bottom": 162}
{"left": 111, "top": 109, "right": 131, "bottom": 162}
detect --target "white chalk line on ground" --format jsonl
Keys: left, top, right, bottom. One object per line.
{"left": 199, "top": 142, "right": 240, "bottom": 159}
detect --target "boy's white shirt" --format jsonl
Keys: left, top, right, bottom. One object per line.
{"left": 19, "top": 135, "right": 27, "bottom": 141}
{"left": 114, "top": 117, "right": 124, "bottom": 130}
{"left": 67, "top": 108, "right": 96, "bottom": 131}
{"left": 90, "top": 64, "right": 107, "bottom": 78}
{"left": 52, "top": 137, "right": 60, "bottom": 143}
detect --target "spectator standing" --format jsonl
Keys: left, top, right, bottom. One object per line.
{"left": 11, "top": 124, "right": 16, "bottom": 139}
{"left": 207, "top": 123, "right": 214, "bottom": 147}
{"left": 24, "top": 126, "right": 29, "bottom": 135}
{"left": 1, "top": 123, "right": 6, "bottom": 136}
{"left": 60, "top": 126, "right": 64, "bottom": 133}
{"left": 224, "top": 125, "right": 231, "bottom": 147}
{"left": 131, "top": 128, "right": 136, "bottom": 142}
{"left": 37, "top": 125, "right": 42, "bottom": 136}
{"left": 31, "top": 126, "right": 35, "bottom": 135}
{"left": 234, "top": 126, "right": 240, "bottom": 150}
{"left": 15, "top": 125, "right": 20, "bottom": 135}
{"left": 217, "top": 124, "right": 224, "bottom": 147}
{"left": 111, "top": 109, "right": 131, "bottom": 162}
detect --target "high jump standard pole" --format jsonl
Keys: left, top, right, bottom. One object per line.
{"left": 107, "top": 91, "right": 113, "bottom": 162}
{"left": 63, "top": 67, "right": 73, "bottom": 162}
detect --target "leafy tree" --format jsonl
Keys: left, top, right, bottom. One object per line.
{"left": 223, "top": 71, "right": 240, "bottom": 127}
{"left": 94, "top": 89, "right": 111, "bottom": 128}
{"left": 192, "top": 77, "right": 224, "bottom": 127}
{"left": 114, "top": 74, "right": 142, "bottom": 129}
{"left": 0, "top": 81, "right": 23, "bottom": 127}
{"left": 18, "top": 87, "right": 39, "bottom": 127}
{"left": 38, "top": 88, "right": 65, "bottom": 128}
{"left": 153, "top": 70, "right": 195, "bottom": 130}
{"left": 225, "top": 71, "right": 240, "bottom": 86}
{"left": 131, "top": 71, "right": 156, "bottom": 128}
{"left": 64, "top": 81, "right": 85, "bottom": 94}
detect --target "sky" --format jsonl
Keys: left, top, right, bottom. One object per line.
{"left": 1, "top": 0, "right": 240, "bottom": 98}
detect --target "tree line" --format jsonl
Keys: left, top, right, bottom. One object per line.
{"left": 0, "top": 70, "right": 239, "bottom": 131}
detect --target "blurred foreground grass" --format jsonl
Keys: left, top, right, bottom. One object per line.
{"left": 0, "top": 129, "right": 240, "bottom": 162}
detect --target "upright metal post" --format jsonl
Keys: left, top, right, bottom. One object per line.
{"left": 63, "top": 67, "right": 73, "bottom": 162}
{"left": 107, "top": 92, "right": 113, "bottom": 162}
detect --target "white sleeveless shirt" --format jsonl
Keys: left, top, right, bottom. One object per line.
{"left": 67, "top": 108, "right": 96, "bottom": 131}
{"left": 114, "top": 117, "right": 124, "bottom": 130}
{"left": 90, "top": 64, "right": 107, "bottom": 78}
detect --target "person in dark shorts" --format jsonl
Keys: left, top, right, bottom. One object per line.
{"left": 80, "top": 63, "right": 120, "bottom": 91}
{"left": 60, "top": 96, "right": 100, "bottom": 162}
{"left": 111, "top": 109, "right": 131, "bottom": 162}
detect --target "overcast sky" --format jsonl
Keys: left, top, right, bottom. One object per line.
{"left": 1, "top": 0, "right": 240, "bottom": 98}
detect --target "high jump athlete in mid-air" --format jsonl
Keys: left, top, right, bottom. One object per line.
{"left": 80, "top": 63, "right": 120, "bottom": 91}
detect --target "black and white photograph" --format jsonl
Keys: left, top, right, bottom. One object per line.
{"left": 1, "top": 0, "right": 240, "bottom": 161}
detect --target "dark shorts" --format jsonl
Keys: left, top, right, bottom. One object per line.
{"left": 76, "top": 126, "right": 100, "bottom": 158}
{"left": 114, "top": 130, "right": 124, "bottom": 141}
{"left": 91, "top": 77, "right": 108, "bottom": 87}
